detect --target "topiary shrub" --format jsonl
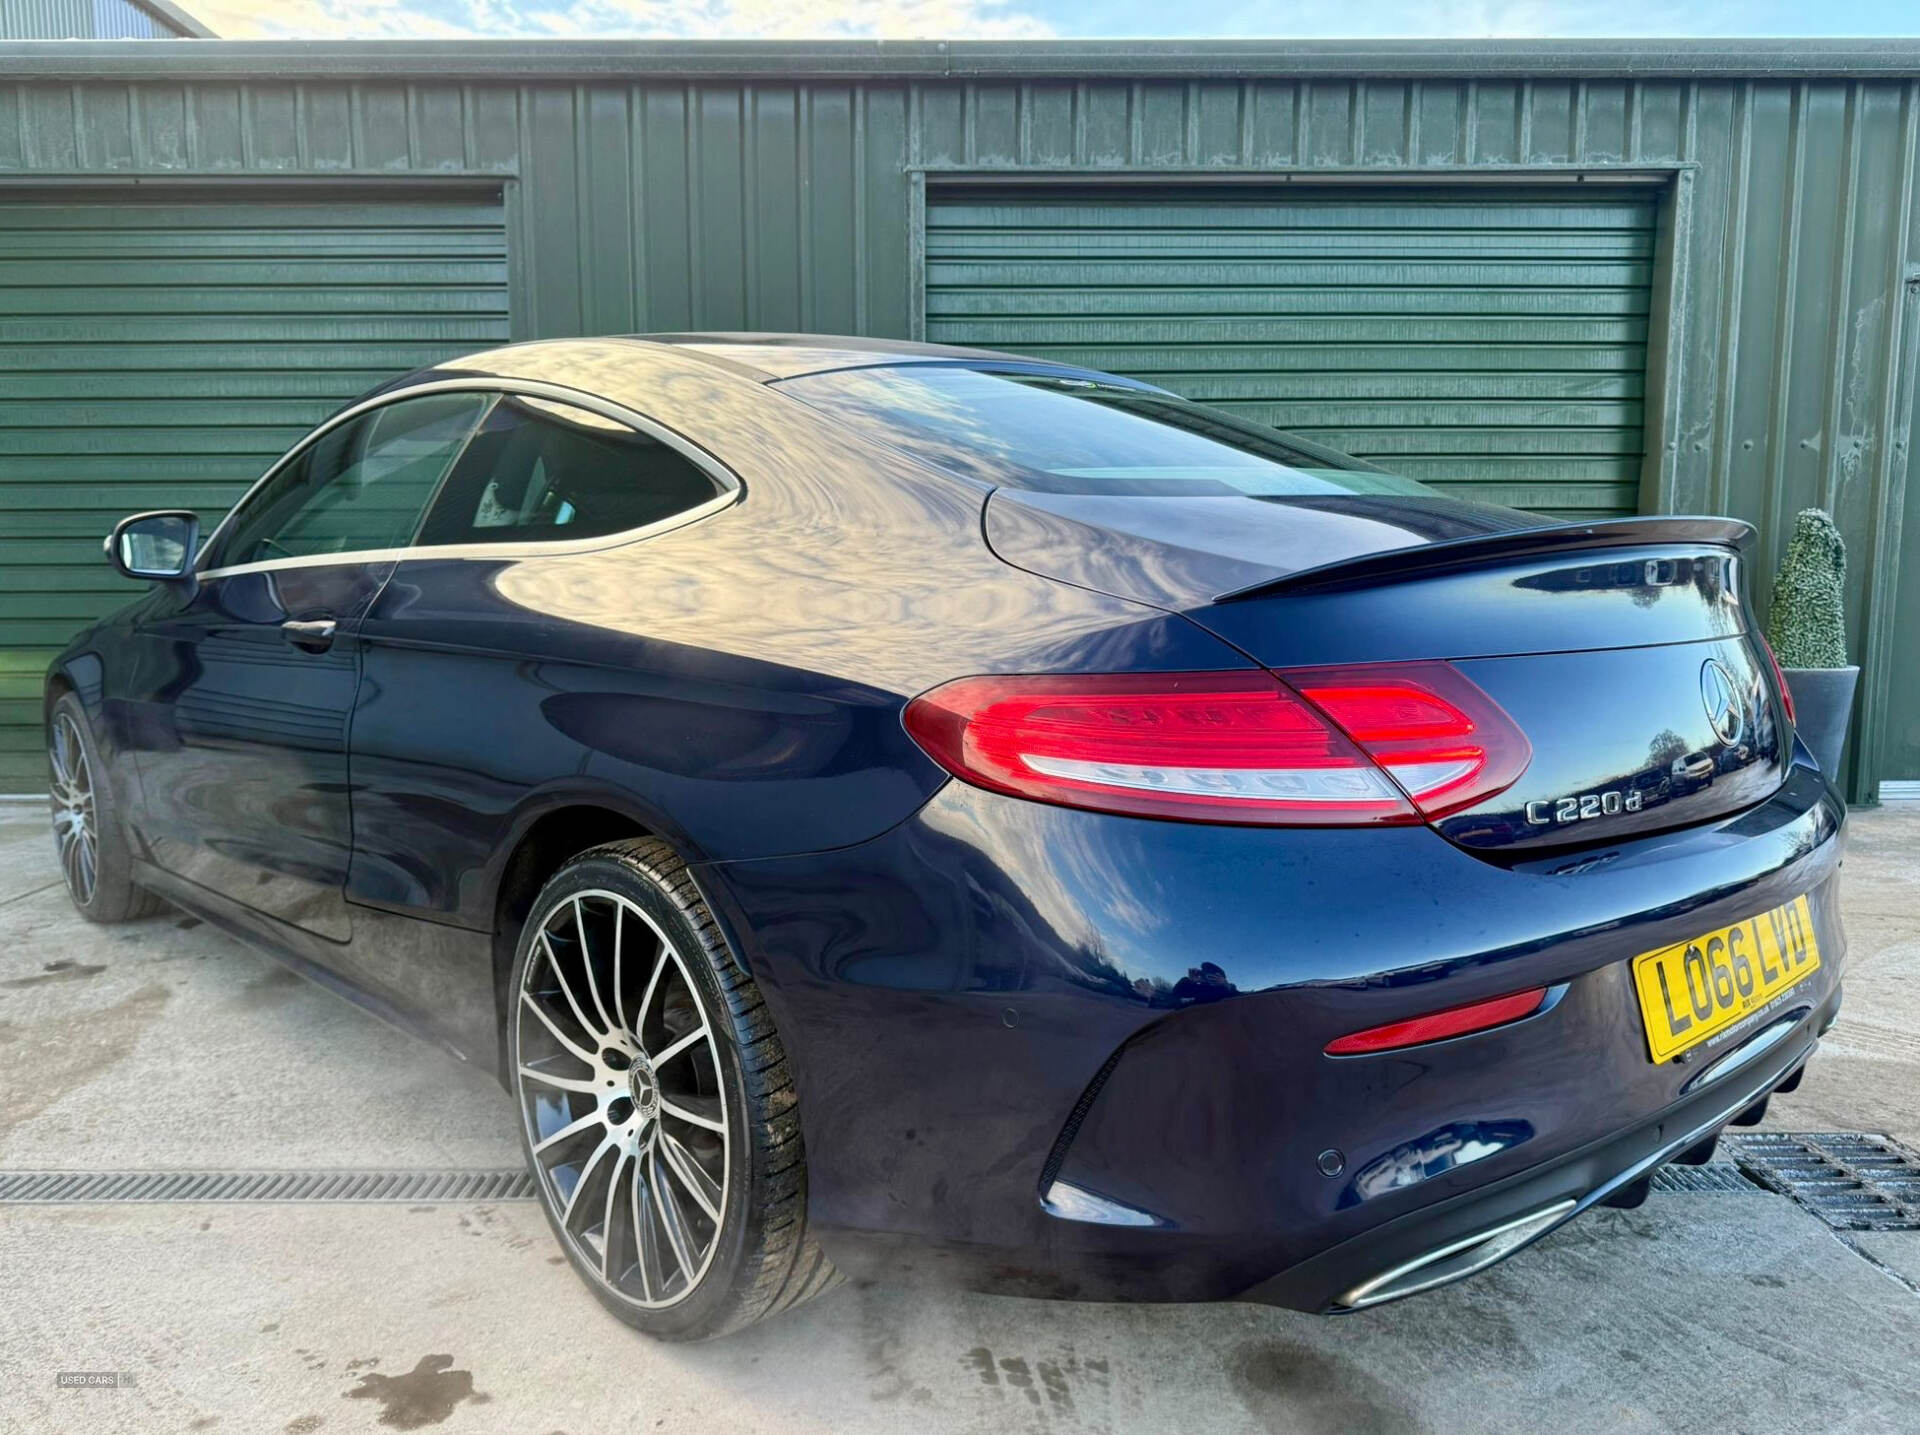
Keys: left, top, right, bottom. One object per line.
{"left": 1765, "top": 508, "right": 1849, "bottom": 669}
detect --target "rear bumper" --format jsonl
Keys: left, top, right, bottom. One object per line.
{"left": 1246, "top": 987, "right": 1833, "bottom": 1311}
{"left": 694, "top": 758, "right": 1846, "bottom": 1306}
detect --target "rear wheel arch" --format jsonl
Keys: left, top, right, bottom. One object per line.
{"left": 489, "top": 802, "right": 656, "bottom": 1077}
{"left": 487, "top": 795, "right": 756, "bottom": 1075}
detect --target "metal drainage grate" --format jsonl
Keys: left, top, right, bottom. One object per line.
{"left": 1723, "top": 1132, "right": 1920, "bottom": 1231}
{"left": 0, "top": 1169, "right": 536, "bottom": 1204}
{"left": 1650, "top": 1162, "right": 1761, "bottom": 1194}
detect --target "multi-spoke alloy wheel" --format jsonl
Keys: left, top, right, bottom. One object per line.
{"left": 517, "top": 887, "right": 731, "bottom": 1308}
{"left": 45, "top": 693, "right": 163, "bottom": 925}
{"left": 49, "top": 711, "right": 98, "bottom": 906}
{"left": 510, "top": 839, "right": 839, "bottom": 1341}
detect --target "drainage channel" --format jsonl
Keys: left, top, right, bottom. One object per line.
{"left": 0, "top": 1169, "right": 535, "bottom": 1203}
{"left": 2, "top": 1135, "right": 1915, "bottom": 1221}
{"left": 1649, "top": 1162, "right": 1758, "bottom": 1194}
{"left": 1722, "top": 1132, "right": 1920, "bottom": 1232}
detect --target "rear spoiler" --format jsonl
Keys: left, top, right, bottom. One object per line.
{"left": 1215, "top": 515, "right": 1757, "bottom": 601}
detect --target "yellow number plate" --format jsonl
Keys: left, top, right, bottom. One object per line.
{"left": 1630, "top": 895, "right": 1821, "bottom": 1063}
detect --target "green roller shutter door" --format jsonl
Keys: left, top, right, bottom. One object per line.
{"left": 0, "top": 194, "right": 509, "bottom": 789}
{"left": 925, "top": 187, "right": 1656, "bottom": 518}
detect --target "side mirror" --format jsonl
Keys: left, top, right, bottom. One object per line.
{"left": 105, "top": 511, "right": 199, "bottom": 583}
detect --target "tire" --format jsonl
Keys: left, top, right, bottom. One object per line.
{"left": 507, "top": 837, "right": 840, "bottom": 1340}
{"left": 47, "top": 692, "right": 167, "bottom": 925}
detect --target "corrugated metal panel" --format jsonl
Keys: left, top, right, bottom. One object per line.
{"left": 3, "top": 0, "right": 95, "bottom": 39}
{"left": 926, "top": 188, "right": 1656, "bottom": 518}
{"left": 0, "top": 0, "right": 171, "bottom": 39}
{"left": 0, "top": 194, "right": 508, "bottom": 786}
{"left": 0, "top": 69, "right": 1911, "bottom": 791}
{"left": 90, "top": 1, "right": 167, "bottom": 41}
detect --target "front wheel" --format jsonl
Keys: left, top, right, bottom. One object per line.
{"left": 508, "top": 837, "right": 839, "bottom": 1340}
{"left": 47, "top": 692, "right": 165, "bottom": 924}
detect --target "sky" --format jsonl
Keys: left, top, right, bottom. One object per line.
{"left": 181, "top": 0, "right": 1920, "bottom": 42}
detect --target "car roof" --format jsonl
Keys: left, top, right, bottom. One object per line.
{"left": 374, "top": 333, "right": 1156, "bottom": 414}
{"left": 623, "top": 333, "right": 1038, "bottom": 381}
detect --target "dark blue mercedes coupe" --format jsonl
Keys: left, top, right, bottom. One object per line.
{"left": 46, "top": 335, "right": 1844, "bottom": 1339}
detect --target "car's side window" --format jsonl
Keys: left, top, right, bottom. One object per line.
{"left": 414, "top": 393, "right": 723, "bottom": 549}
{"left": 210, "top": 392, "right": 491, "bottom": 570}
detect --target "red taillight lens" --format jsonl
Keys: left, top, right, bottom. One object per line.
{"left": 1283, "top": 661, "right": 1532, "bottom": 818}
{"left": 1756, "top": 630, "right": 1797, "bottom": 726}
{"left": 902, "top": 671, "right": 1419, "bottom": 826}
{"left": 1325, "top": 986, "right": 1548, "bottom": 1055}
{"left": 902, "top": 663, "right": 1530, "bottom": 827}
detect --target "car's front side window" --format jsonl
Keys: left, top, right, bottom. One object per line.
{"left": 413, "top": 393, "right": 723, "bottom": 548}
{"left": 209, "top": 392, "right": 491, "bottom": 570}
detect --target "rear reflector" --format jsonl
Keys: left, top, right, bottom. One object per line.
{"left": 1282, "top": 662, "right": 1532, "bottom": 819}
{"left": 902, "top": 671, "right": 1419, "bottom": 826}
{"left": 1325, "top": 987, "right": 1548, "bottom": 1055}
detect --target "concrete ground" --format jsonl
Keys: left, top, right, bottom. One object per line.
{"left": 1, "top": 803, "right": 1916, "bottom": 1435}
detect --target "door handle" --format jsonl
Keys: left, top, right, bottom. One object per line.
{"left": 281, "top": 618, "right": 337, "bottom": 652}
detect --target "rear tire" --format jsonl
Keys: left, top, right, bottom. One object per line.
{"left": 47, "top": 692, "right": 167, "bottom": 925}
{"left": 508, "top": 837, "right": 839, "bottom": 1340}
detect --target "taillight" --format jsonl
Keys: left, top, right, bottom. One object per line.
{"left": 1281, "top": 661, "right": 1532, "bottom": 819}
{"left": 1756, "top": 630, "right": 1797, "bottom": 726}
{"left": 903, "top": 671, "right": 1418, "bottom": 825}
{"left": 902, "top": 663, "right": 1529, "bottom": 827}
{"left": 1325, "top": 986, "right": 1548, "bottom": 1055}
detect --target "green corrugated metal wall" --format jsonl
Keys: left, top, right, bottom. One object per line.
{"left": 0, "top": 193, "right": 510, "bottom": 785}
{"left": 0, "top": 60, "right": 1916, "bottom": 798}
{"left": 925, "top": 188, "right": 1657, "bottom": 519}
{"left": 2, "top": 2, "right": 178, "bottom": 40}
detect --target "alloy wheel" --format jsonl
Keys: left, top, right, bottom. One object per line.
{"left": 49, "top": 712, "right": 98, "bottom": 906}
{"left": 515, "top": 889, "right": 731, "bottom": 1309}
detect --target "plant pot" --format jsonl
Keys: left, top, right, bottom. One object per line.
{"left": 1783, "top": 665, "right": 1859, "bottom": 780}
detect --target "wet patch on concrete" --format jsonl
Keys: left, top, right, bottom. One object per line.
{"left": 344, "top": 1355, "right": 485, "bottom": 1430}
{"left": 0, "top": 980, "right": 169, "bottom": 1133}
{"left": 284, "top": 1416, "right": 325, "bottom": 1434}
{"left": 1230, "top": 1341, "right": 1428, "bottom": 1435}
{"left": 1, "top": 959, "right": 106, "bottom": 988}
{"left": 960, "top": 1344, "right": 1109, "bottom": 1421}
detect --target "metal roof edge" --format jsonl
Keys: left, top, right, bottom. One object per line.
{"left": 1, "top": 37, "right": 1919, "bottom": 82}
{"left": 132, "top": 0, "right": 218, "bottom": 39}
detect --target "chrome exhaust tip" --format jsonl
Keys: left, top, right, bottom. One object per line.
{"left": 1333, "top": 1197, "right": 1577, "bottom": 1311}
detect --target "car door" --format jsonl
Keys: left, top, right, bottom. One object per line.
{"left": 345, "top": 389, "right": 735, "bottom": 932}
{"left": 123, "top": 389, "right": 491, "bottom": 941}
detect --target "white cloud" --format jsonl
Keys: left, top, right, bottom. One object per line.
{"left": 1203, "top": 0, "right": 1763, "bottom": 38}
{"left": 179, "top": 0, "right": 1909, "bottom": 41}
{"left": 190, "top": 0, "right": 1053, "bottom": 39}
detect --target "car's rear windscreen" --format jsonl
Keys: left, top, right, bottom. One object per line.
{"left": 775, "top": 363, "right": 1435, "bottom": 499}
